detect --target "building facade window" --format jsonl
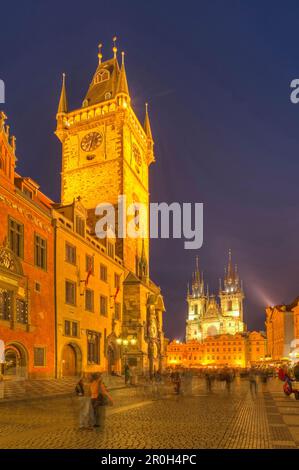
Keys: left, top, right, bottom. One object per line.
{"left": 107, "top": 242, "right": 114, "bottom": 258}
{"left": 75, "top": 216, "right": 85, "bottom": 237}
{"left": 34, "top": 234, "right": 47, "bottom": 270}
{"left": 100, "top": 295, "right": 108, "bottom": 316}
{"left": 85, "top": 289, "right": 94, "bottom": 312}
{"left": 64, "top": 320, "right": 79, "bottom": 337}
{"left": 100, "top": 264, "right": 108, "bottom": 282}
{"left": 114, "top": 273, "right": 121, "bottom": 289}
{"left": 8, "top": 217, "right": 24, "bottom": 258}
{"left": 0, "top": 289, "right": 12, "bottom": 321}
{"left": 16, "top": 299, "right": 28, "bottom": 324}
{"left": 87, "top": 330, "right": 100, "bottom": 364}
{"left": 65, "top": 280, "right": 76, "bottom": 305}
{"left": 65, "top": 243, "right": 76, "bottom": 264}
{"left": 85, "top": 254, "right": 94, "bottom": 274}
{"left": 34, "top": 347, "right": 46, "bottom": 366}
{"left": 115, "top": 302, "right": 121, "bottom": 321}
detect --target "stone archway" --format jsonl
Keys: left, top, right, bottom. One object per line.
{"left": 4, "top": 342, "right": 28, "bottom": 379}
{"left": 61, "top": 343, "right": 82, "bottom": 377}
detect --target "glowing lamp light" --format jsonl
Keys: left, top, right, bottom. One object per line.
{"left": 116, "top": 338, "right": 122, "bottom": 345}
{"left": 123, "top": 339, "right": 129, "bottom": 346}
{"left": 130, "top": 338, "right": 137, "bottom": 346}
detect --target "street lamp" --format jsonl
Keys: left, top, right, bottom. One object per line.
{"left": 116, "top": 336, "right": 137, "bottom": 371}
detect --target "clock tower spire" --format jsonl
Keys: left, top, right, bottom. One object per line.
{"left": 55, "top": 42, "right": 155, "bottom": 274}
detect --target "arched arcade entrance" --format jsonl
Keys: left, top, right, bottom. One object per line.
{"left": 61, "top": 343, "right": 82, "bottom": 377}
{"left": 3, "top": 342, "right": 28, "bottom": 379}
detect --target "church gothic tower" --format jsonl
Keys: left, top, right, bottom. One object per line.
{"left": 185, "top": 251, "right": 246, "bottom": 342}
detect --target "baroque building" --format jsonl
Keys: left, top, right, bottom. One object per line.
{"left": 186, "top": 251, "right": 245, "bottom": 342}
{"left": 266, "top": 298, "right": 299, "bottom": 362}
{"left": 0, "top": 112, "right": 55, "bottom": 379}
{"left": 55, "top": 41, "right": 166, "bottom": 376}
{"left": 53, "top": 199, "right": 124, "bottom": 377}
{"left": 167, "top": 331, "right": 266, "bottom": 369}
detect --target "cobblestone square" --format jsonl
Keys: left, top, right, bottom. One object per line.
{"left": 0, "top": 378, "right": 298, "bottom": 449}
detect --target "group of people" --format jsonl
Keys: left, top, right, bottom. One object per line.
{"left": 75, "top": 373, "right": 113, "bottom": 431}
{"left": 278, "top": 363, "right": 299, "bottom": 399}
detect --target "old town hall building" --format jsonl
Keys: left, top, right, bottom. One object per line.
{"left": 0, "top": 41, "right": 166, "bottom": 379}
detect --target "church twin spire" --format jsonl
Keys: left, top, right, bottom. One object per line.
{"left": 188, "top": 250, "right": 243, "bottom": 299}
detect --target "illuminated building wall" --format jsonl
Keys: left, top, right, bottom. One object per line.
{"left": 266, "top": 299, "right": 298, "bottom": 361}
{"left": 0, "top": 112, "right": 55, "bottom": 379}
{"left": 53, "top": 199, "right": 124, "bottom": 377}
{"left": 167, "top": 332, "right": 266, "bottom": 369}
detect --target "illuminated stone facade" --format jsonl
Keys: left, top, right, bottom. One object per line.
{"left": 0, "top": 112, "right": 55, "bottom": 379}
{"left": 186, "top": 251, "right": 245, "bottom": 342}
{"left": 167, "top": 331, "right": 266, "bottom": 368}
{"left": 266, "top": 298, "right": 299, "bottom": 361}
{"left": 53, "top": 199, "right": 124, "bottom": 377}
{"left": 55, "top": 43, "right": 165, "bottom": 375}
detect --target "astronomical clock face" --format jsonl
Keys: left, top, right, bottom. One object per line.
{"left": 81, "top": 132, "right": 103, "bottom": 152}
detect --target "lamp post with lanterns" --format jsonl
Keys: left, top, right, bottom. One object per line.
{"left": 116, "top": 336, "right": 137, "bottom": 372}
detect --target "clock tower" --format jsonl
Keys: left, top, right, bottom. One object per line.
{"left": 55, "top": 42, "right": 154, "bottom": 275}
{"left": 55, "top": 41, "right": 165, "bottom": 376}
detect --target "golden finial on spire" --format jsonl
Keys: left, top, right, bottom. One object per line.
{"left": 112, "top": 36, "right": 118, "bottom": 59}
{"left": 121, "top": 51, "right": 125, "bottom": 65}
{"left": 98, "top": 43, "right": 103, "bottom": 64}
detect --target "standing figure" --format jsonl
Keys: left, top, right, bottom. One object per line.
{"left": 75, "top": 377, "right": 93, "bottom": 430}
{"left": 249, "top": 368, "right": 257, "bottom": 396}
{"left": 90, "top": 373, "right": 113, "bottom": 430}
{"left": 124, "top": 364, "right": 131, "bottom": 385}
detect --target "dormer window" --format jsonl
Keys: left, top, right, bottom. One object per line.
{"left": 94, "top": 69, "right": 110, "bottom": 84}
{"left": 105, "top": 92, "right": 112, "bottom": 100}
{"left": 82, "top": 99, "right": 89, "bottom": 107}
{"left": 22, "top": 187, "right": 33, "bottom": 199}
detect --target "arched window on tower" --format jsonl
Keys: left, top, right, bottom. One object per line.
{"left": 227, "top": 300, "right": 232, "bottom": 311}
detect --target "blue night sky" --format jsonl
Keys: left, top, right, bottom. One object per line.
{"left": 1, "top": 1, "right": 299, "bottom": 339}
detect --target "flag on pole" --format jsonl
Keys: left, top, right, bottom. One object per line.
{"left": 85, "top": 257, "right": 94, "bottom": 287}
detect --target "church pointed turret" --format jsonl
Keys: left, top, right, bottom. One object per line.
{"left": 144, "top": 103, "right": 153, "bottom": 141}
{"left": 116, "top": 52, "right": 130, "bottom": 97}
{"left": 57, "top": 73, "right": 68, "bottom": 114}
{"left": 223, "top": 249, "right": 241, "bottom": 294}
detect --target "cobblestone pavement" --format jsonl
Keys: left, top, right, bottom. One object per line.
{"left": 0, "top": 378, "right": 298, "bottom": 449}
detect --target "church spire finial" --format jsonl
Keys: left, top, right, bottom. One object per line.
{"left": 116, "top": 51, "right": 129, "bottom": 97}
{"left": 57, "top": 72, "right": 68, "bottom": 114}
{"left": 144, "top": 102, "right": 153, "bottom": 141}
{"left": 98, "top": 43, "right": 103, "bottom": 64}
{"left": 112, "top": 36, "right": 118, "bottom": 59}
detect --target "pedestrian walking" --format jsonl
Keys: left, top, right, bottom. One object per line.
{"left": 249, "top": 368, "right": 257, "bottom": 396}
{"left": 124, "top": 364, "right": 130, "bottom": 385}
{"left": 75, "top": 377, "right": 93, "bottom": 430}
{"left": 0, "top": 374, "right": 4, "bottom": 400}
{"left": 205, "top": 372, "right": 212, "bottom": 393}
{"left": 90, "top": 373, "right": 113, "bottom": 430}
